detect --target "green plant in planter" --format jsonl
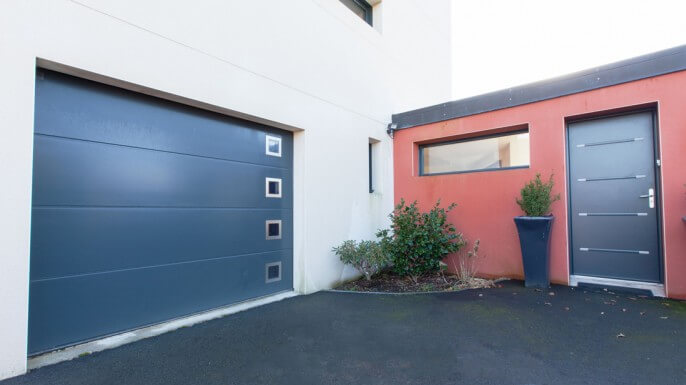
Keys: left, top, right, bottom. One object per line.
{"left": 332, "top": 240, "right": 389, "bottom": 281}
{"left": 377, "top": 199, "right": 464, "bottom": 282}
{"left": 514, "top": 173, "right": 560, "bottom": 288}
{"left": 516, "top": 173, "right": 560, "bottom": 216}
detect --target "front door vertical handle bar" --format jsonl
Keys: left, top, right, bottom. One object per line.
{"left": 639, "top": 188, "right": 655, "bottom": 208}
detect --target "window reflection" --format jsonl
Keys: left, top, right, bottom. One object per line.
{"left": 421, "top": 131, "right": 530, "bottom": 175}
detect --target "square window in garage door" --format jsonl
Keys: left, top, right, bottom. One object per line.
{"left": 266, "top": 219, "right": 282, "bottom": 240}
{"left": 265, "top": 262, "right": 282, "bottom": 283}
{"left": 265, "top": 177, "right": 282, "bottom": 198}
{"left": 266, "top": 135, "right": 282, "bottom": 157}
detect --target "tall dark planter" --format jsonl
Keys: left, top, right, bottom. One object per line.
{"left": 514, "top": 216, "right": 554, "bottom": 288}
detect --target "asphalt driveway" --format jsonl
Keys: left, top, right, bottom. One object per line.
{"left": 3, "top": 280, "right": 685, "bottom": 385}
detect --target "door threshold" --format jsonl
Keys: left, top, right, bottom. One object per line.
{"left": 27, "top": 290, "right": 298, "bottom": 371}
{"left": 569, "top": 275, "right": 665, "bottom": 297}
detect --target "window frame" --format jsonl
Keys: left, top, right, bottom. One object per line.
{"left": 265, "top": 261, "right": 282, "bottom": 283}
{"left": 339, "top": 0, "right": 373, "bottom": 26}
{"left": 265, "top": 135, "right": 282, "bottom": 157}
{"left": 368, "top": 143, "right": 374, "bottom": 193}
{"left": 265, "top": 219, "right": 282, "bottom": 240}
{"left": 265, "top": 177, "right": 282, "bottom": 198}
{"left": 418, "top": 129, "right": 530, "bottom": 176}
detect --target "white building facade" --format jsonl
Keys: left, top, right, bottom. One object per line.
{"left": 0, "top": 0, "right": 452, "bottom": 379}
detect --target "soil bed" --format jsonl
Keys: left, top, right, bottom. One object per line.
{"left": 335, "top": 270, "right": 495, "bottom": 293}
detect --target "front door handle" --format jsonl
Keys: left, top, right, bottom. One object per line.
{"left": 639, "top": 188, "right": 655, "bottom": 208}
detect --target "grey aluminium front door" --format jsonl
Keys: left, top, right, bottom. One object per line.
{"left": 568, "top": 111, "right": 661, "bottom": 282}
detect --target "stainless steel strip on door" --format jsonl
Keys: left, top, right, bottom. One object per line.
{"left": 577, "top": 175, "right": 645, "bottom": 182}
{"left": 579, "top": 247, "right": 650, "bottom": 255}
{"left": 576, "top": 137, "right": 643, "bottom": 148}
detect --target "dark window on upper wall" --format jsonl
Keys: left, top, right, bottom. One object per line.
{"left": 339, "top": 0, "right": 373, "bottom": 26}
{"left": 420, "top": 130, "right": 530, "bottom": 176}
{"left": 369, "top": 143, "right": 374, "bottom": 193}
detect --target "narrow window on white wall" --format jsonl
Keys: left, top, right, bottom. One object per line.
{"left": 369, "top": 138, "right": 379, "bottom": 193}
{"left": 265, "top": 135, "right": 282, "bottom": 157}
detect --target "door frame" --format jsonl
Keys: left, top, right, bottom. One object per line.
{"left": 564, "top": 106, "right": 665, "bottom": 294}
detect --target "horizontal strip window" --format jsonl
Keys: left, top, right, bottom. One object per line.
{"left": 420, "top": 130, "right": 530, "bottom": 176}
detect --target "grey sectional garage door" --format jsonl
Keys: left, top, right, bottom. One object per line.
{"left": 29, "top": 70, "right": 293, "bottom": 354}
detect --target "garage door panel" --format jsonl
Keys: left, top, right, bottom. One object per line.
{"left": 30, "top": 208, "right": 292, "bottom": 280}
{"left": 30, "top": 70, "right": 295, "bottom": 354}
{"left": 28, "top": 249, "right": 292, "bottom": 354}
{"left": 35, "top": 70, "right": 292, "bottom": 168}
{"left": 32, "top": 135, "right": 292, "bottom": 208}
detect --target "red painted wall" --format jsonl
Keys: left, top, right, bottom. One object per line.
{"left": 394, "top": 70, "right": 686, "bottom": 299}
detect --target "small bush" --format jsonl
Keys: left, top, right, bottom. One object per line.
{"left": 516, "top": 173, "right": 560, "bottom": 216}
{"left": 452, "top": 239, "right": 481, "bottom": 284}
{"left": 377, "top": 199, "right": 465, "bottom": 282}
{"left": 332, "top": 240, "right": 389, "bottom": 281}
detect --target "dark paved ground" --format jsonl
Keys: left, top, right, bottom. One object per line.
{"left": 3, "top": 280, "right": 685, "bottom": 385}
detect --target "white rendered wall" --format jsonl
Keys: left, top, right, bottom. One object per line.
{"left": 452, "top": 0, "right": 686, "bottom": 99}
{"left": 0, "top": 0, "right": 452, "bottom": 379}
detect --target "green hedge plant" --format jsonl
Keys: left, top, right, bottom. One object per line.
{"left": 332, "top": 240, "right": 389, "bottom": 281}
{"left": 377, "top": 199, "right": 464, "bottom": 282}
{"left": 516, "top": 173, "right": 560, "bottom": 216}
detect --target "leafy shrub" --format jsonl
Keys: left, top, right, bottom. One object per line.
{"left": 377, "top": 199, "right": 464, "bottom": 282}
{"left": 516, "top": 173, "right": 560, "bottom": 216}
{"left": 332, "top": 240, "right": 389, "bottom": 281}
